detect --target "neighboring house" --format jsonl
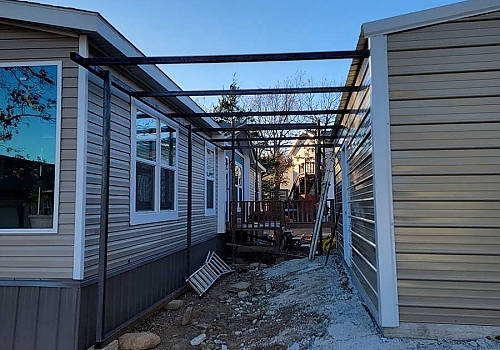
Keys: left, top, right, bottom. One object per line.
{"left": 0, "top": 1, "right": 234, "bottom": 349}
{"left": 283, "top": 131, "right": 318, "bottom": 200}
{"left": 335, "top": 0, "right": 499, "bottom": 340}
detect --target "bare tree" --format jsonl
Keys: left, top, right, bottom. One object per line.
{"left": 244, "top": 71, "right": 341, "bottom": 198}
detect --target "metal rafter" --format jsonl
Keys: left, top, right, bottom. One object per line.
{"left": 220, "top": 144, "right": 335, "bottom": 150}
{"left": 193, "top": 123, "right": 340, "bottom": 133}
{"left": 170, "top": 109, "right": 353, "bottom": 119}
{"left": 71, "top": 50, "right": 369, "bottom": 66}
{"left": 132, "top": 86, "right": 364, "bottom": 98}
{"left": 210, "top": 135, "right": 335, "bottom": 143}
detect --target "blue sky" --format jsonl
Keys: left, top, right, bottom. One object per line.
{"left": 36, "top": 0, "right": 458, "bottom": 108}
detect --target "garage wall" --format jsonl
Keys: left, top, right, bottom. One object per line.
{"left": 388, "top": 11, "right": 500, "bottom": 326}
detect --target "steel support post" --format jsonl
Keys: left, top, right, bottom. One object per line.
{"left": 94, "top": 70, "right": 112, "bottom": 349}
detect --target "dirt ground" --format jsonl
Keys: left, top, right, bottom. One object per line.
{"left": 132, "top": 253, "right": 500, "bottom": 350}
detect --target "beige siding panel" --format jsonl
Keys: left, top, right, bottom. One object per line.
{"left": 0, "top": 23, "right": 78, "bottom": 279}
{"left": 388, "top": 12, "right": 500, "bottom": 326}
{"left": 84, "top": 69, "right": 217, "bottom": 278}
{"left": 387, "top": 14, "right": 500, "bottom": 51}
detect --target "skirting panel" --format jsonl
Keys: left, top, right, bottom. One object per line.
{"left": 0, "top": 286, "right": 80, "bottom": 350}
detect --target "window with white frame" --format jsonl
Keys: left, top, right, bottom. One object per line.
{"left": 0, "top": 62, "right": 61, "bottom": 232}
{"left": 131, "top": 101, "right": 178, "bottom": 224}
{"left": 205, "top": 145, "right": 215, "bottom": 215}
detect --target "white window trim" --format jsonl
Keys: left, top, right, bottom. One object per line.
{"left": 205, "top": 142, "right": 216, "bottom": 216}
{"left": 0, "top": 60, "right": 62, "bottom": 234}
{"left": 130, "top": 98, "right": 178, "bottom": 225}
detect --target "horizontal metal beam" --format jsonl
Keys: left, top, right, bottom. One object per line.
{"left": 132, "top": 86, "right": 363, "bottom": 98}
{"left": 71, "top": 50, "right": 369, "bottom": 66}
{"left": 211, "top": 135, "right": 334, "bottom": 143}
{"left": 194, "top": 123, "right": 339, "bottom": 133}
{"left": 170, "top": 109, "right": 352, "bottom": 119}
{"left": 221, "top": 144, "right": 335, "bottom": 150}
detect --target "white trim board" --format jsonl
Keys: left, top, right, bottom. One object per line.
{"left": 73, "top": 35, "right": 89, "bottom": 280}
{"left": 0, "top": 60, "right": 63, "bottom": 235}
{"left": 369, "top": 34, "right": 399, "bottom": 328}
{"left": 363, "top": 0, "right": 499, "bottom": 37}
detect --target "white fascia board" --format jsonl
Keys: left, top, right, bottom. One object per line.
{"left": 363, "top": 0, "right": 500, "bottom": 37}
{"left": 0, "top": 0, "right": 99, "bottom": 31}
{"left": 369, "top": 35, "right": 399, "bottom": 328}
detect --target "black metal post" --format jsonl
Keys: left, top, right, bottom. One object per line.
{"left": 94, "top": 70, "right": 112, "bottom": 349}
{"left": 315, "top": 119, "right": 323, "bottom": 256}
{"left": 187, "top": 125, "right": 193, "bottom": 275}
{"left": 230, "top": 119, "right": 236, "bottom": 261}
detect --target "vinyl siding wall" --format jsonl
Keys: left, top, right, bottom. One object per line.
{"left": 337, "top": 57, "right": 378, "bottom": 311}
{"left": 387, "top": 11, "right": 500, "bottom": 326}
{"left": 84, "top": 67, "right": 218, "bottom": 278}
{"left": 0, "top": 23, "right": 78, "bottom": 279}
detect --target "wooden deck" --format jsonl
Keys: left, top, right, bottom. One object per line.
{"left": 230, "top": 199, "right": 335, "bottom": 232}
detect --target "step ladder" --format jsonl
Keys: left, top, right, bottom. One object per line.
{"left": 186, "top": 251, "right": 234, "bottom": 296}
{"left": 309, "top": 151, "right": 334, "bottom": 260}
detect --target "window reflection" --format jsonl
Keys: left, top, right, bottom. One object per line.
{"left": 0, "top": 64, "right": 58, "bottom": 229}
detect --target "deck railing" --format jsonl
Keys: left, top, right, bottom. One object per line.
{"left": 230, "top": 199, "right": 335, "bottom": 230}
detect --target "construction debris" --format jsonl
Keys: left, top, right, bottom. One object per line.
{"left": 186, "top": 251, "right": 233, "bottom": 296}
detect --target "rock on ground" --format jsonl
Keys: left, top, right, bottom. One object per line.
{"left": 189, "top": 333, "right": 206, "bottom": 346}
{"left": 164, "top": 299, "right": 184, "bottom": 310}
{"left": 181, "top": 306, "right": 194, "bottom": 326}
{"left": 118, "top": 332, "right": 160, "bottom": 350}
{"left": 229, "top": 281, "right": 251, "bottom": 293}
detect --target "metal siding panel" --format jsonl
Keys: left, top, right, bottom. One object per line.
{"left": 13, "top": 287, "right": 39, "bottom": 350}
{"left": 35, "top": 288, "right": 60, "bottom": 350}
{"left": 342, "top": 58, "right": 378, "bottom": 310}
{"left": 0, "top": 286, "right": 18, "bottom": 349}
{"left": 56, "top": 288, "right": 79, "bottom": 350}
{"left": 388, "top": 13, "right": 500, "bottom": 326}
{"left": 0, "top": 22, "right": 78, "bottom": 279}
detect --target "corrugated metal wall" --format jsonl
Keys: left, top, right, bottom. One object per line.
{"left": 387, "top": 11, "right": 500, "bottom": 325}
{"left": 338, "top": 57, "right": 378, "bottom": 310}
{"left": 0, "top": 23, "right": 78, "bottom": 279}
{"left": 0, "top": 285, "right": 80, "bottom": 350}
{"left": 334, "top": 152, "right": 343, "bottom": 253}
{"left": 84, "top": 70, "right": 218, "bottom": 277}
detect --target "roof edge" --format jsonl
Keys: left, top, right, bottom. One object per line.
{"left": 363, "top": 0, "right": 500, "bottom": 37}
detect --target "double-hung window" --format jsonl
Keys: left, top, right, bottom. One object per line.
{"left": 205, "top": 143, "right": 215, "bottom": 216}
{"left": 0, "top": 61, "right": 61, "bottom": 233}
{"left": 131, "top": 100, "right": 178, "bottom": 224}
